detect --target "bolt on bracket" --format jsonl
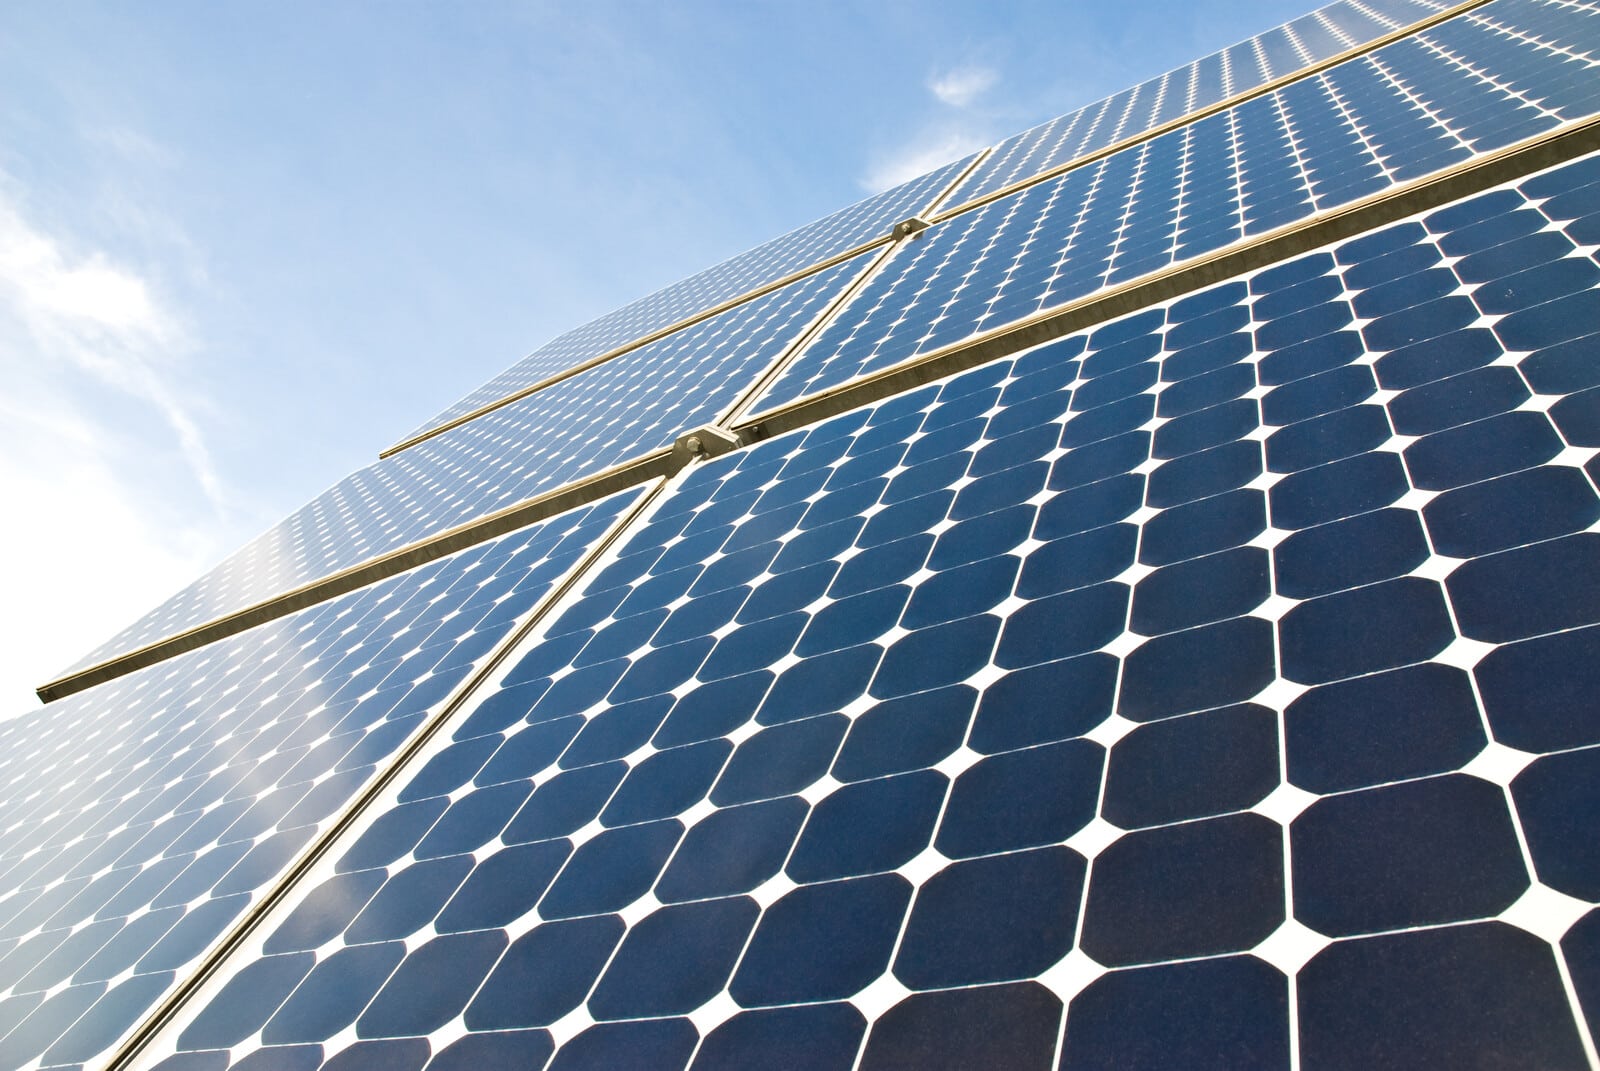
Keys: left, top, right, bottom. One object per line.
{"left": 890, "top": 216, "right": 931, "bottom": 240}
{"left": 671, "top": 425, "right": 747, "bottom": 468}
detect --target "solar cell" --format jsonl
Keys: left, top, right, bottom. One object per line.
{"left": 64, "top": 255, "right": 868, "bottom": 681}
{"left": 751, "top": 0, "right": 1600, "bottom": 415}
{"left": 0, "top": 489, "right": 641, "bottom": 1070}
{"left": 134, "top": 149, "right": 1600, "bottom": 1069}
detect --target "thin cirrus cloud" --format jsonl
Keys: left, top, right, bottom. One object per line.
{"left": 0, "top": 173, "right": 237, "bottom": 712}
{"left": 858, "top": 63, "right": 1001, "bottom": 194}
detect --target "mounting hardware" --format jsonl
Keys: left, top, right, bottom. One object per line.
{"left": 891, "top": 216, "right": 931, "bottom": 240}
{"left": 671, "top": 425, "right": 746, "bottom": 467}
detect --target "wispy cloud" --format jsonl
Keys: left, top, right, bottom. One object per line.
{"left": 928, "top": 65, "right": 998, "bottom": 108}
{"left": 859, "top": 123, "right": 994, "bottom": 194}
{"left": 0, "top": 173, "right": 236, "bottom": 711}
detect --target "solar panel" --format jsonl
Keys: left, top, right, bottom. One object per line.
{"left": 402, "top": 157, "right": 977, "bottom": 443}
{"left": 133, "top": 147, "right": 1600, "bottom": 1070}
{"left": 944, "top": 0, "right": 1454, "bottom": 207}
{"left": 751, "top": 0, "right": 1600, "bottom": 416}
{"left": 0, "top": 489, "right": 643, "bottom": 1070}
{"left": 64, "top": 254, "right": 869, "bottom": 680}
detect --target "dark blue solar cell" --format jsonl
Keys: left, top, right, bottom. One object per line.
{"left": 1288, "top": 659, "right": 1485, "bottom": 794}
{"left": 1514, "top": 748, "right": 1600, "bottom": 901}
{"left": 798, "top": 585, "right": 910, "bottom": 656}
{"left": 653, "top": 588, "right": 745, "bottom": 648}
{"left": 901, "top": 555, "right": 1017, "bottom": 629}
{"left": 1163, "top": 331, "right": 1252, "bottom": 382}
{"left": 969, "top": 426, "right": 1059, "bottom": 480}
{"left": 858, "top": 492, "right": 952, "bottom": 549}
{"left": 936, "top": 739, "right": 1102, "bottom": 859}
{"left": 1266, "top": 404, "right": 1390, "bottom": 473}
{"left": 894, "top": 847, "right": 1083, "bottom": 989}
{"left": 346, "top": 855, "right": 473, "bottom": 944}
{"left": 1477, "top": 624, "right": 1600, "bottom": 753}
{"left": 1339, "top": 222, "right": 1426, "bottom": 267}
{"left": 928, "top": 505, "right": 1033, "bottom": 570}
{"left": 415, "top": 780, "right": 533, "bottom": 859}
{"left": 712, "top": 714, "right": 846, "bottom": 807}
{"left": 833, "top": 685, "right": 974, "bottom": 781}
{"left": 1298, "top": 924, "right": 1588, "bottom": 1070}
{"left": 1565, "top": 909, "right": 1600, "bottom": 1042}
{"left": 872, "top": 614, "right": 1000, "bottom": 699}
{"left": 1059, "top": 956, "right": 1289, "bottom": 1071}
{"left": 465, "top": 915, "right": 622, "bottom": 1030}
{"left": 1254, "top": 298, "right": 1353, "bottom": 353}
{"left": 574, "top": 608, "right": 665, "bottom": 668}
{"left": 739, "top": 561, "right": 835, "bottom": 623}
{"left": 1060, "top": 394, "right": 1156, "bottom": 449}
{"left": 1103, "top": 703, "right": 1277, "bottom": 828}
{"left": 139, "top": 895, "right": 250, "bottom": 974}
{"left": 231, "top": 1046, "right": 324, "bottom": 1071}
{"left": 1553, "top": 386, "right": 1600, "bottom": 446}
{"left": 773, "top": 518, "right": 862, "bottom": 574}
{"left": 757, "top": 645, "right": 879, "bottom": 725}
{"left": 731, "top": 875, "right": 911, "bottom": 1007}
{"left": 1269, "top": 449, "right": 1408, "bottom": 530}
{"left": 1293, "top": 774, "right": 1526, "bottom": 936}
{"left": 1391, "top": 367, "right": 1530, "bottom": 436}
{"left": 1476, "top": 257, "right": 1599, "bottom": 317}
{"left": 589, "top": 897, "right": 758, "bottom": 1019}
{"left": 1119, "top": 616, "right": 1275, "bottom": 721}
{"left": 699, "top": 612, "right": 807, "bottom": 681}
{"left": 357, "top": 930, "right": 507, "bottom": 1038}
{"left": 1152, "top": 399, "right": 1258, "bottom": 460}
{"left": 538, "top": 820, "right": 681, "bottom": 920}
{"left": 1274, "top": 508, "right": 1429, "bottom": 599}
{"left": 1158, "top": 363, "right": 1254, "bottom": 419}
{"left": 655, "top": 797, "right": 806, "bottom": 903}
{"left": 323, "top": 1039, "right": 429, "bottom": 1071}
{"left": 886, "top": 453, "right": 971, "bottom": 504}
{"left": 968, "top": 653, "right": 1117, "bottom": 752}
{"left": 1048, "top": 431, "right": 1151, "bottom": 491}
{"left": 176, "top": 953, "right": 315, "bottom": 1050}
{"left": 265, "top": 870, "right": 387, "bottom": 954}
{"left": 1375, "top": 327, "right": 1502, "bottom": 390}
{"left": 1280, "top": 577, "right": 1453, "bottom": 684}
{"left": 1082, "top": 812, "right": 1282, "bottom": 966}
{"left": 1017, "top": 523, "right": 1137, "bottom": 600}
{"left": 830, "top": 535, "right": 931, "bottom": 599}
{"left": 862, "top": 984, "right": 1061, "bottom": 1071}
{"left": 1072, "top": 360, "right": 1158, "bottom": 413}
{"left": 561, "top": 695, "right": 673, "bottom": 768}
{"left": 503, "top": 761, "right": 625, "bottom": 844}
{"left": 652, "top": 671, "right": 770, "bottom": 749}
{"left": 690, "top": 542, "right": 778, "bottom": 598}
{"left": 526, "top": 660, "right": 628, "bottom": 724}
{"left": 435, "top": 839, "right": 569, "bottom": 932}
{"left": 147, "top": 1053, "right": 229, "bottom": 1071}
{"left": 399, "top": 736, "right": 500, "bottom": 803}
{"left": 599, "top": 741, "right": 729, "bottom": 827}
{"left": 1426, "top": 465, "right": 1600, "bottom": 560}
{"left": 1139, "top": 489, "right": 1266, "bottom": 566}
{"left": 1355, "top": 267, "right": 1459, "bottom": 321}
{"left": 261, "top": 942, "right": 405, "bottom": 1044}
{"left": 1262, "top": 366, "right": 1376, "bottom": 428}
{"left": 691, "top": 1004, "right": 866, "bottom": 1071}
{"left": 1523, "top": 333, "right": 1600, "bottom": 395}
{"left": 1495, "top": 289, "right": 1600, "bottom": 351}
{"left": 1448, "top": 534, "right": 1600, "bottom": 643}
{"left": 1148, "top": 439, "right": 1261, "bottom": 507}
{"left": 609, "top": 636, "right": 714, "bottom": 703}
{"left": 547, "top": 1019, "right": 698, "bottom": 1071}
{"left": 0, "top": 983, "right": 104, "bottom": 1066}
{"left": 1131, "top": 547, "right": 1269, "bottom": 635}
{"left": 786, "top": 770, "right": 945, "bottom": 882}
{"left": 428, "top": 1031, "right": 554, "bottom": 1071}
{"left": 951, "top": 461, "right": 1049, "bottom": 520}
{"left": 996, "top": 584, "right": 1127, "bottom": 669}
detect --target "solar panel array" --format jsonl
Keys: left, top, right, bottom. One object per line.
{"left": 404, "top": 156, "right": 977, "bottom": 441}
{"left": 66, "top": 254, "right": 868, "bottom": 677}
{"left": 11, "top": 1, "right": 1600, "bottom": 1068}
{"left": 0, "top": 489, "right": 642, "bottom": 1070}
{"left": 751, "top": 0, "right": 1600, "bottom": 415}
{"left": 133, "top": 150, "right": 1600, "bottom": 1070}
{"left": 946, "top": 0, "right": 1454, "bottom": 205}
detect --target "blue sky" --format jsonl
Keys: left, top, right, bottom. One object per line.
{"left": 0, "top": 0, "right": 1316, "bottom": 710}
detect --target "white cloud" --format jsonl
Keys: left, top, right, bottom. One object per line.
{"left": 928, "top": 65, "right": 998, "bottom": 108}
{"left": 859, "top": 123, "right": 994, "bottom": 194}
{"left": 0, "top": 177, "right": 236, "bottom": 713}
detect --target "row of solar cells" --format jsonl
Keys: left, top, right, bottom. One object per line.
{"left": 123, "top": 149, "right": 1600, "bottom": 1071}
{"left": 61, "top": 0, "right": 1600, "bottom": 685}
{"left": 0, "top": 491, "right": 642, "bottom": 1071}
{"left": 405, "top": 0, "right": 1444, "bottom": 443}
